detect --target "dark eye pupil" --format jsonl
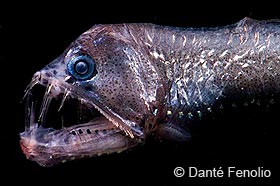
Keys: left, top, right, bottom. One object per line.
{"left": 75, "top": 61, "right": 88, "bottom": 75}
{"left": 67, "top": 55, "right": 96, "bottom": 80}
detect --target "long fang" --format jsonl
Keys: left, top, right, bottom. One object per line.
{"left": 78, "top": 98, "right": 83, "bottom": 123}
{"left": 21, "top": 76, "right": 39, "bottom": 102}
{"left": 78, "top": 98, "right": 87, "bottom": 123}
{"left": 25, "top": 92, "right": 36, "bottom": 129}
{"left": 58, "top": 90, "right": 70, "bottom": 112}
{"left": 38, "top": 84, "right": 53, "bottom": 126}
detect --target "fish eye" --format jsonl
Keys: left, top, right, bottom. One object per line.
{"left": 67, "top": 55, "right": 96, "bottom": 80}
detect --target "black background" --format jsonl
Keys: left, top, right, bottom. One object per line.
{"left": 1, "top": 1, "right": 279, "bottom": 185}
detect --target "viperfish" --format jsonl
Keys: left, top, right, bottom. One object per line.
{"left": 20, "top": 17, "right": 280, "bottom": 166}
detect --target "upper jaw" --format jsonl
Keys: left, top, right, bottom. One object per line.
{"left": 24, "top": 70, "right": 144, "bottom": 137}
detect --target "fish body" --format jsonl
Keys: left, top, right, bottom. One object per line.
{"left": 20, "top": 17, "right": 280, "bottom": 166}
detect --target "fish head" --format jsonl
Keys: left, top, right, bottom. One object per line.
{"left": 20, "top": 24, "right": 164, "bottom": 166}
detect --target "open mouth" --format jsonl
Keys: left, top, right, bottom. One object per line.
{"left": 20, "top": 74, "right": 138, "bottom": 167}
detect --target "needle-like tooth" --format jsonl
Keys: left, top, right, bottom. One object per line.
{"left": 58, "top": 90, "right": 70, "bottom": 112}
{"left": 78, "top": 98, "right": 84, "bottom": 123}
{"left": 21, "top": 77, "right": 39, "bottom": 102}
{"left": 30, "top": 101, "right": 36, "bottom": 127}
{"left": 25, "top": 92, "right": 36, "bottom": 130}
{"left": 24, "top": 92, "right": 31, "bottom": 128}
{"left": 38, "top": 84, "right": 53, "bottom": 126}
{"left": 38, "top": 96, "right": 52, "bottom": 126}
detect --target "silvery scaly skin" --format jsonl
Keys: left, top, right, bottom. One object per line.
{"left": 20, "top": 17, "right": 280, "bottom": 166}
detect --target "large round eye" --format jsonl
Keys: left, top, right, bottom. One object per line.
{"left": 67, "top": 55, "right": 96, "bottom": 80}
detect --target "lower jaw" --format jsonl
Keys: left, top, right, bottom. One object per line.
{"left": 20, "top": 118, "right": 139, "bottom": 167}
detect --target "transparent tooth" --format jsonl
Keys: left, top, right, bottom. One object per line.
{"left": 38, "top": 84, "right": 53, "bottom": 126}
{"left": 30, "top": 101, "right": 36, "bottom": 127}
{"left": 21, "top": 76, "right": 40, "bottom": 102}
{"left": 78, "top": 98, "right": 83, "bottom": 123}
{"left": 25, "top": 92, "right": 36, "bottom": 129}
{"left": 38, "top": 96, "right": 52, "bottom": 127}
{"left": 58, "top": 89, "right": 70, "bottom": 112}
{"left": 24, "top": 92, "right": 31, "bottom": 128}
{"left": 77, "top": 98, "right": 88, "bottom": 123}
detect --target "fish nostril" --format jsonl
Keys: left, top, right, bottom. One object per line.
{"left": 45, "top": 72, "right": 52, "bottom": 77}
